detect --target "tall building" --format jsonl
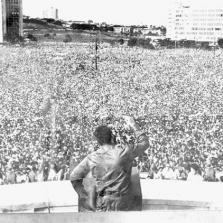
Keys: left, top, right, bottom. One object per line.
{"left": 167, "top": 0, "right": 223, "bottom": 42}
{"left": 55, "top": 9, "right": 58, "bottom": 20}
{"left": 42, "top": 9, "right": 48, "bottom": 18}
{"left": 42, "top": 7, "right": 59, "bottom": 20}
{"left": 5, "top": 0, "right": 23, "bottom": 37}
{"left": 0, "top": 0, "right": 3, "bottom": 42}
{"left": 0, "top": 0, "right": 23, "bottom": 43}
{"left": 0, "top": 0, "right": 6, "bottom": 43}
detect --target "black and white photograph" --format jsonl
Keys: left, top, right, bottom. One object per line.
{"left": 1, "top": 0, "right": 223, "bottom": 222}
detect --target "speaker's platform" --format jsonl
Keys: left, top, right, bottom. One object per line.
{"left": 0, "top": 211, "right": 223, "bottom": 223}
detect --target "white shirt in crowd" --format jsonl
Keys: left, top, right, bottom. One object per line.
{"left": 187, "top": 172, "right": 203, "bottom": 182}
{"left": 16, "top": 174, "right": 29, "bottom": 183}
{"left": 216, "top": 171, "right": 223, "bottom": 181}
{"left": 0, "top": 178, "right": 4, "bottom": 185}
{"left": 162, "top": 167, "right": 176, "bottom": 180}
{"left": 47, "top": 169, "right": 58, "bottom": 181}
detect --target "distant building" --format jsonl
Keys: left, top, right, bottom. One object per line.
{"left": 113, "top": 26, "right": 131, "bottom": 34}
{"left": 131, "top": 26, "right": 164, "bottom": 36}
{"left": 70, "top": 20, "right": 85, "bottom": 24}
{"left": 113, "top": 26, "right": 122, "bottom": 34}
{"left": 88, "top": 20, "right": 93, "bottom": 24}
{"left": 141, "top": 28, "right": 150, "bottom": 35}
{"left": 63, "top": 20, "right": 85, "bottom": 28}
{"left": 50, "top": 7, "right": 58, "bottom": 20}
{"left": 0, "top": 0, "right": 4, "bottom": 42}
{"left": 55, "top": 9, "right": 59, "bottom": 20}
{"left": 0, "top": 0, "right": 23, "bottom": 43}
{"left": 42, "top": 9, "right": 49, "bottom": 18}
{"left": 167, "top": 0, "right": 223, "bottom": 42}
{"left": 42, "top": 7, "right": 59, "bottom": 20}
{"left": 131, "top": 26, "right": 147, "bottom": 34}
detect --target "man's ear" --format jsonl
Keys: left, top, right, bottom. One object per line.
{"left": 111, "top": 134, "right": 117, "bottom": 145}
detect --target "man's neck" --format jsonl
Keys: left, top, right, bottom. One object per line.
{"left": 101, "top": 144, "right": 113, "bottom": 150}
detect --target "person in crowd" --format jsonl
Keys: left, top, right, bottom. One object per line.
{"left": 61, "top": 165, "right": 70, "bottom": 180}
{"left": 147, "top": 163, "right": 158, "bottom": 179}
{"left": 47, "top": 162, "right": 59, "bottom": 181}
{"left": 173, "top": 164, "right": 181, "bottom": 180}
{"left": 176, "top": 164, "right": 188, "bottom": 181}
{"left": 5, "top": 166, "right": 17, "bottom": 184}
{"left": 162, "top": 161, "right": 175, "bottom": 180}
{"left": 28, "top": 163, "right": 38, "bottom": 183}
{"left": 16, "top": 172, "right": 28, "bottom": 184}
{"left": 216, "top": 169, "right": 223, "bottom": 182}
{"left": 187, "top": 163, "right": 203, "bottom": 182}
{"left": 0, "top": 172, "right": 4, "bottom": 185}
{"left": 154, "top": 166, "right": 164, "bottom": 179}
{"left": 70, "top": 116, "right": 150, "bottom": 211}
{"left": 203, "top": 158, "right": 216, "bottom": 182}
{"left": 138, "top": 158, "right": 149, "bottom": 173}
{"left": 55, "top": 165, "right": 67, "bottom": 181}
{"left": 37, "top": 159, "right": 50, "bottom": 182}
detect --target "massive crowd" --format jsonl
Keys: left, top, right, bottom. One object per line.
{"left": 1, "top": 42, "right": 223, "bottom": 185}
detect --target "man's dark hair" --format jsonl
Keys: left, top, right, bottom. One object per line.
{"left": 190, "top": 163, "right": 200, "bottom": 174}
{"left": 94, "top": 125, "right": 112, "bottom": 145}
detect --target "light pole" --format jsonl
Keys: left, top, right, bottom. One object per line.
{"left": 95, "top": 35, "right": 98, "bottom": 70}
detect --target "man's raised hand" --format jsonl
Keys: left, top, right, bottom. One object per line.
{"left": 122, "top": 116, "right": 139, "bottom": 131}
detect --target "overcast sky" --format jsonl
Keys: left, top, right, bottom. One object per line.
{"left": 23, "top": 0, "right": 223, "bottom": 26}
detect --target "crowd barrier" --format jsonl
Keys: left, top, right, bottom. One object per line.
{"left": 141, "top": 180, "right": 223, "bottom": 210}
{"left": 1, "top": 211, "right": 223, "bottom": 223}
{"left": 0, "top": 181, "right": 78, "bottom": 213}
{"left": 1, "top": 169, "right": 223, "bottom": 213}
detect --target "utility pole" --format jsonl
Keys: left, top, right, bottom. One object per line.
{"left": 50, "top": 98, "right": 57, "bottom": 153}
{"left": 95, "top": 36, "right": 98, "bottom": 70}
{"left": 95, "top": 28, "right": 101, "bottom": 71}
{"left": 214, "top": 42, "right": 216, "bottom": 58}
{"left": 214, "top": 35, "right": 217, "bottom": 58}
{"left": 49, "top": 75, "right": 62, "bottom": 158}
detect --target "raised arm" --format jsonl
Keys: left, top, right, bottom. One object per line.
{"left": 123, "top": 116, "right": 150, "bottom": 158}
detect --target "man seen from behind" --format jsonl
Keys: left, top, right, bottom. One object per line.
{"left": 70, "top": 116, "right": 149, "bottom": 211}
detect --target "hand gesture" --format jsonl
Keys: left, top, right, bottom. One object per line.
{"left": 122, "top": 116, "right": 138, "bottom": 130}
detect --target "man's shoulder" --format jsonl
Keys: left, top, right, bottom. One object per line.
{"left": 116, "top": 143, "right": 133, "bottom": 150}
{"left": 85, "top": 149, "right": 104, "bottom": 162}
{"left": 87, "top": 148, "right": 103, "bottom": 157}
{"left": 112, "top": 144, "right": 134, "bottom": 156}
{"left": 87, "top": 144, "right": 133, "bottom": 158}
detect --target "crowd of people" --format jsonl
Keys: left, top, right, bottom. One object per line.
{"left": 0, "top": 159, "right": 70, "bottom": 185}
{"left": 1, "top": 42, "right": 223, "bottom": 185}
{"left": 139, "top": 156, "right": 223, "bottom": 182}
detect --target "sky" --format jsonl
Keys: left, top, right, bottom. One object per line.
{"left": 23, "top": 0, "right": 223, "bottom": 26}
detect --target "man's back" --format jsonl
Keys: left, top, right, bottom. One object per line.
{"left": 87, "top": 144, "right": 134, "bottom": 197}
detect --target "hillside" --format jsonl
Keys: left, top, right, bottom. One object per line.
{"left": 23, "top": 18, "right": 64, "bottom": 30}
